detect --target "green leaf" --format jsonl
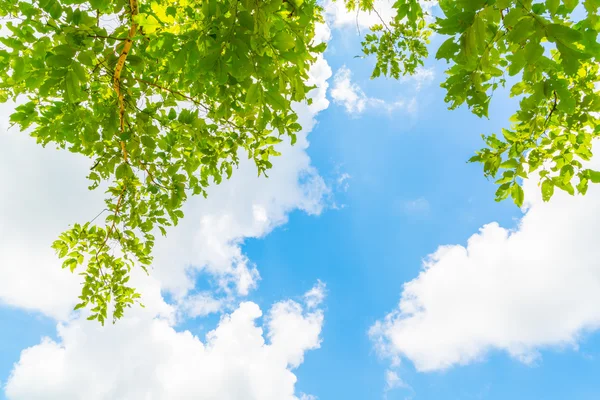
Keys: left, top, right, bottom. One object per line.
{"left": 511, "top": 183, "right": 524, "bottom": 207}
{"left": 546, "top": 24, "right": 583, "bottom": 44}
{"left": 115, "top": 163, "right": 133, "bottom": 179}
{"left": 577, "top": 177, "right": 589, "bottom": 195}
{"left": 546, "top": 0, "right": 560, "bottom": 14}
{"left": 245, "top": 83, "right": 261, "bottom": 105}
{"left": 500, "top": 158, "right": 519, "bottom": 169}
{"left": 586, "top": 169, "right": 600, "bottom": 183}
{"left": 265, "top": 136, "right": 282, "bottom": 145}
{"left": 46, "top": 54, "right": 72, "bottom": 68}
{"left": 272, "top": 31, "right": 295, "bottom": 51}
{"left": 508, "top": 17, "right": 535, "bottom": 44}
{"left": 64, "top": 69, "right": 81, "bottom": 103}
{"left": 72, "top": 63, "right": 87, "bottom": 82}
{"left": 495, "top": 183, "right": 511, "bottom": 201}
{"left": 13, "top": 54, "right": 26, "bottom": 77}
{"left": 435, "top": 38, "right": 459, "bottom": 61}
{"left": 311, "top": 42, "right": 327, "bottom": 53}
{"left": 556, "top": 42, "right": 583, "bottom": 74}
{"left": 78, "top": 52, "right": 95, "bottom": 67}
{"left": 508, "top": 48, "right": 527, "bottom": 76}
{"left": 40, "top": 0, "right": 63, "bottom": 19}
{"left": 170, "top": 48, "right": 188, "bottom": 72}
{"left": 563, "top": 0, "right": 580, "bottom": 11}
{"left": 542, "top": 179, "right": 554, "bottom": 202}
{"left": 524, "top": 41, "right": 544, "bottom": 64}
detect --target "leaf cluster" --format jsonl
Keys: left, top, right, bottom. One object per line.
{"left": 1, "top": 0, "right": 324, "bottom": 323}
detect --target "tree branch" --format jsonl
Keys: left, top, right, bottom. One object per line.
{"left": 113, "top": 0, "right": 139, "bottom": 162}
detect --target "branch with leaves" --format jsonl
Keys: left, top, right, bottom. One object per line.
{"left": 1, "top": 0, "right": 325, "bottom": 323}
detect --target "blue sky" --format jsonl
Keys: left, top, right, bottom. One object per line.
{"left": 2, "top": 2, "right": 600, "bottom": 399}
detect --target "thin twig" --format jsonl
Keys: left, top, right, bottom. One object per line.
{"left": 89, "top": 208, "right": 109, "bottom": 224}
{"left": 88, "top": 34, "right": 128, "bottom": 41}
{"left": 543, "top": 91, "right": 558, "bottom": 130}
{"left": 97, "top": 185, "right": 127, "bottom": 258}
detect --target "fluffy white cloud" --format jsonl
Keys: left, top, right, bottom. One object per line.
{"left": 331, "top": 66, "right": 417, "bottom": 116}
{"left": 0, "top": 106, "right": 102, "bottom": 319}
{"left": 5, "top": 284, "right": 325, "bottom": 400}
{"left": 371, "top": 157, "right": 600, "bottom": 372}
{"left": 330, "top": 66, "right": 368, "bottom": 113}
{"left": 180, "top": 292, "right": 224, "bottom": 318}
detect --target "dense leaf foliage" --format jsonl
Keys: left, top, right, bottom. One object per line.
{"left": 1, "top": 0, "right": 599, "bottom": 322}
{"left": 435, "top": 0, "right": 600, "bottom": 206}
{"left": 1, "top": 0, "right": 324, "bottom": 323}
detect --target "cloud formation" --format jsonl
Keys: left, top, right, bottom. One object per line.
{"left": 5, "top": 285, "right": 325, "bottom": 400}
{"left": 330, "top": 66, "right": 417, "bottom": 116}
{"left": 0, "top": 107, "right": 102, "bottom": 320}
{"left": 371, "top": 158, "right": 600, "bottom": 372}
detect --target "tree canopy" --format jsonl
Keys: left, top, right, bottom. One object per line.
{"left": 1, "top": 0, "right": 599, "bottom": 323}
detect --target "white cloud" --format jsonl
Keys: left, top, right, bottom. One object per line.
{"left": 180, "top": 292, "right": 224, "bottom": 318}
{"left": 371, "top": 156, "right": 600, "bottom": 372}
{"left": 337, "top": 172, "right": 352, "bottom": 192}
{"left": 304, "top": 280, "right": 327, "bottom": 309}
{"left": 401, "top": 67, "right": 435, "bottom": 91}
{"left": 0, "top": 107, "right": 103, "bottom": 320}
{"left": 266, "top": 298, "right": 324, "bottom": 368}
{"left": 385, "top": 370, "right": 409, "bottom": 391}
{"left": 313, "top": 21, "right": 332, "bottom": 45}
{"left": 330, "top": 66, "right": 368, "bottom": 113}
{"left": 331, "top": 66, "right": 417, "bottom": 116}
{"left": 5, "top": 284, "right": 325, "bottom": 400}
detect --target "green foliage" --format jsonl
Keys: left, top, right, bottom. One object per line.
{"left": 349, "top": 0, "right": 432, "bottom": 78}
{"left": 430, "top": 0, "right": 600, "bottom": 206}
{"left": 345, "top": 0, "right": 600, "bottom": 207}
{"left": 1, "top": 0, "right": 324, "bottom": 323}
{"left": 2, "top": 0, "right": 600, "bottom": 322}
